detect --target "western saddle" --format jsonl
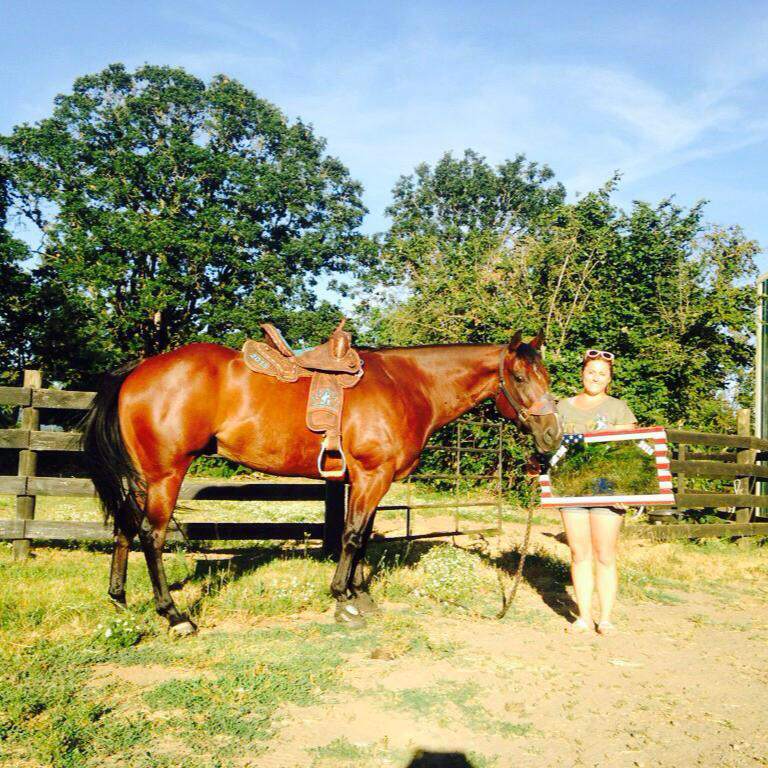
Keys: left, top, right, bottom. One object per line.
{"left": 241, "top": 319, "right": 363, "bottom": 478}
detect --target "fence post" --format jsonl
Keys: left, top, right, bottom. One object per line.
{"left": 14, "top": 369, "right": 42, "bottom": 560}
{"left": 676, "top": 443, "right": 687, "bottom": 517}
{"left": 323, "top": 481, "right": 345, "bottom": 560}
{"left": 734, "top": 408, "right": 755, "bottom": 524}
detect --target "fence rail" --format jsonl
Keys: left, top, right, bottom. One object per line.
{"left": 623, "top": 410, "right": 768, "bottom": 539}
{"left": 2, "top": 373, "right": 768, "bottom": 548}
{"left": 0, "top": 371, "right": 345, "bottom": 559}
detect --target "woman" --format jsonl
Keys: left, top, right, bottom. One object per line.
{"left": 557, "top": 349, "right": 636, "bottom": 635}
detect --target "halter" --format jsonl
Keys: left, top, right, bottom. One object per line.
{"left": 497, "top": 347, "right": 556, "bottom": 422}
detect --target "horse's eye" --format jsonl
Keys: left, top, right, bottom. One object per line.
{"left": 515, "top": 375, "right": 525, "bottom": 383}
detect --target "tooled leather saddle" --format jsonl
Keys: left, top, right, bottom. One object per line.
{"left": 241, "top": 318, "right": 363, "bottom": 478}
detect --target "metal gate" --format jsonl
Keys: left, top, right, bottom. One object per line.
{"left": 375, "top": 418, "right": 507, "bottom": 541}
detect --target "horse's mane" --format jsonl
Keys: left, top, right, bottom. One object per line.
{"left": 359, "top": 342, "right": 497, "bottom": 353}
{"left": 359, "top": 341, "right": 540, "bottom": 361}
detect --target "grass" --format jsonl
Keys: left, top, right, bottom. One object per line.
{"left": 374, "top": 680, "right": 532, "bottom": 738}
{"left": 309, "top": 736, "right": 409, "bottom": 767}
{"left": 550, "top": 441, "right": 658, "bottom": 497}
{"left": 3, "top": 493, "right": 768, "bottom": 767}
{"left": 0, "top": 625, "right": 361, "bottom": 767}
{"left": 620, "top": 536, "right": 768, "bottom": 599}
{"left": 0, "top": 538, "right": 503, "bottom": 767}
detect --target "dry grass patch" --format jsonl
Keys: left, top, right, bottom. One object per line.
{"left": 621, "top": 536, "right": 768, "bottom": 592}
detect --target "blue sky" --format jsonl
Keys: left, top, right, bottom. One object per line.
{"left": 2, "top": 0, "right": 767, "bottom": 271}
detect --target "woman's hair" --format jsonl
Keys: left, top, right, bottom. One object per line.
{"left": 580, "top": 357, "right": 613, "bottom": 373}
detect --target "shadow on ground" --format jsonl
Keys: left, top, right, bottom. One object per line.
{"left": 495, "top": 545, "right": 577, "bottom": 621}
{"left": 407, "top": 751, "right": 475, "bottom": 767}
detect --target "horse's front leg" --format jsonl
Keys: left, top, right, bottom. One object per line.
{"left": 348, "top": 517, "right": 379, "bottom": 616}
{"left": 331, "top": 463, "right": 394, "bottom": 628}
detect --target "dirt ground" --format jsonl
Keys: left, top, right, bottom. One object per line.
{"left": 7, "top": 508, "right": 768, "bottom": 768}
{"left": 250, "top": 521, "right": 768, "bottom": 768}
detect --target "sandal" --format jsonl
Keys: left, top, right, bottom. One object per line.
{"left": 596, "top": 621, "right": 617, "bottom": 636}
{"left": 566, "top": 618, "right": 591, "bottom": 634}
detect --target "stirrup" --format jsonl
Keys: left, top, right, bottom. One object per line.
{"left": 317, "top": 444, "right": 347, "bottom": 479}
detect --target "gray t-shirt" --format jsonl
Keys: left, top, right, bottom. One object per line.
{"left": 557, "top": 395, "right": 636, "bottom": 433}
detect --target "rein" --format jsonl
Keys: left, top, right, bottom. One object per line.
{"left": 497, "top": 347, "right": 556, "bottom": 421}
{"left": 495, "top": 345, "right": 552, "bottom": 619}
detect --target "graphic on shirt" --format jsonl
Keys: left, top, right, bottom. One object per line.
{"left": 564, "top": 414, "right": 608, "bottom": 432}
{"left": 557, "top": 396, "right": 636, "bottom": 434}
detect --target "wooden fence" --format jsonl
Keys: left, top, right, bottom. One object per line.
{"left": 629, "top": 410, "right": 768, "bottom": 539}
{"left": 0, "top": 371, "right": 345, "bottom": 559}
{"left": 2, "top": 372, "right": 768, "bottom": 551}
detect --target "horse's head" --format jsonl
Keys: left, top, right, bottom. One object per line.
{"left": 494, "top": 332, "right": 562, "bottom": 454}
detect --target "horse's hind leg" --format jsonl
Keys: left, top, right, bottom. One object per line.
{"left": 138, "top": 474, "right": 197, "bottom": 636}
{"left": 108, "top": 497, "right": 141, "bottom": 607}
{"left": 108, "top": 527, "right": 134, "bottom": 608}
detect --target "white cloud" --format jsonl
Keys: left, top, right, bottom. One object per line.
{"left": 249, "top": 31, "right": 767, "bottom": 231}
{"left": 159, "top": 0, "right": 298, "bottom": 51}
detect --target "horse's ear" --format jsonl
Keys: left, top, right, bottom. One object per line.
{"left": 508, "top": 331, "right": 522, "bottom": 351}
{"left": 528, "top": 332, "right": 544, "bottom": 349}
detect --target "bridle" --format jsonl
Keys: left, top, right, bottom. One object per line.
{"left": 497, "top": 347, "right": 556, "bottom": 422}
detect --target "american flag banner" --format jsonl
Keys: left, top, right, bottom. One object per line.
{"left": 538, "top": 426, "right": 675, "bottom": 507}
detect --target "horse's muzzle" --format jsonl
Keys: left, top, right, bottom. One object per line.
{"left": 531, "top": 413, "right": 562, "bottom": 455}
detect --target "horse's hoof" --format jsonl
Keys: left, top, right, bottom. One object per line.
{"left": 169, "top": 620, "right": 198, "bottom": 638}
{"left": 335, "top": 602, "right": 366, "bottom": 629}
{"left": 351, "top": 592, "right": 380, "bottom": 616}
{"left": 108, "top": 595, "right": 127, "bottom": 611}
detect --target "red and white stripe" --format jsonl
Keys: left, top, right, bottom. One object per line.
{"left": 541, "top": 493, "right": 676, "bottom": 507}
{"left": 538, "top": 427, "right": 675, "bottom": 507}
{"left": 581, "top": 427, "right": 667, "bottom": 444}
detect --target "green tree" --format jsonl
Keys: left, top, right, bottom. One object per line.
{"left": 539, "top": 198, "right": 758, "bottom": 430}
{"left": 360, "top": 150, "right": 565, "bottom": 344}
{"left": 368, "top": 151, "right": 758, "bottom": 434}
{"left": 0, "top": 162, "right": 33, "bottom": 385}
{"left": 387, "top": 149, "right": 565, "bottom": 244}
{"left": 1, "top": 64, "right": 368, "bottom": 383}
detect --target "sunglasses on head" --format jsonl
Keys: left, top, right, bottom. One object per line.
{"left": 583, "top": 349, "right": 614, "bottom": 362}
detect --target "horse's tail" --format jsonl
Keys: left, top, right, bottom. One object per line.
{"left": 80, "top": 363, "right": 144, "bottom": 525}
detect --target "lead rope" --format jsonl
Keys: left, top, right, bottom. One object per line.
{"left": 496, "top": 499, "right": 534, "bottom": 619}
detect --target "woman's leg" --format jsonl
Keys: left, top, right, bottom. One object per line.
{"left": 560, "top": 507, "right": 594, "bottom": 624}
{"left": 590, "top": 508, "right": 623, "bottom": 626}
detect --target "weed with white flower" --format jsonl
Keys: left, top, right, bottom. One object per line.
{"left": 93, "top": 616, "right": 145, "bottom": 648}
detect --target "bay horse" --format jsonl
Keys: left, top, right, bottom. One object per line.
{"left": 82, "top": 332, "right": 561, "bottom": 635}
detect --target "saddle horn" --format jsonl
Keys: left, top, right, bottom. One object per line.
{"left": 330, "top": 317, "right": 351, "bottom": 360}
